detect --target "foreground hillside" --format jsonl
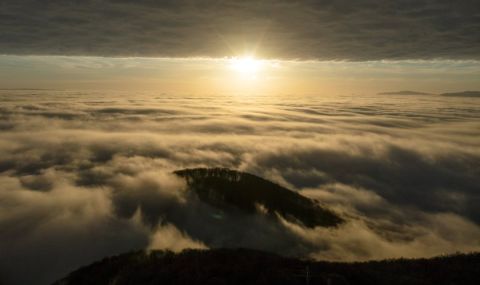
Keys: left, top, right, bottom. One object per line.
{"left": 54, "top": 248, "right": 480, "bottom": 285}
{"left": 174, "top": 168, "right": 343, "bottom": 228}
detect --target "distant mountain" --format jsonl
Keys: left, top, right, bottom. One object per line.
{"left": 440, "top": 91, "right": 480, "bottom": 97}
{"left": 378, "top": 90, "right": 431, "bottom": 95}
{"left": 53, "top": 248, "right": 480, "bottom": 285}
{"left": 174, "top": 168, "right": 343, "bottom": 228}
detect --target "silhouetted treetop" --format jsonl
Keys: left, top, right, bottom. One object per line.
{"left": 53, "top": 248, "right": 480, "bottom": 285}
{"left": 174, "top": 168, "right": 343, "bottom": 228}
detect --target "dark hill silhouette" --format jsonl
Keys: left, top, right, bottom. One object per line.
{"left": 174, "top": 168, "right": 342, "bottom": 228}
{"left": 378, "top": 90, "right": 431, "bottom": 95}
{"left": 440, "top": 91, "right": 480, "bottom": 97}
{"left": 53, "top": 248, "right": 480, "bottom": 285}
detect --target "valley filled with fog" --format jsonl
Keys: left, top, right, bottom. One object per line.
{"left": 1, "top": 90, "right": 479, "bottom": 284}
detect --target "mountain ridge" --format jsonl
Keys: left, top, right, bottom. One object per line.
{"left": 174, "top": 168, "right": 343, "bottom": 228}
{"left": 377, "top": 90, "right": 431, "bottom": 95}
{"left": 440, "top": 91, "right": 480, "bottom": 97}
{"left": 53, "top": 248, "right": 480, "bottom": 285}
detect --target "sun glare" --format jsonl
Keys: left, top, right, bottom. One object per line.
{"left": 229, "top": 56, "right": 263, "bottom": 76}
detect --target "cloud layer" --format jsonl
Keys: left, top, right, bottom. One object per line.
{"left": 1, "top": 0, "right": 480, "bottom": 60}
{"left": 0, "top": 90, "right": 480, "bottom": 284}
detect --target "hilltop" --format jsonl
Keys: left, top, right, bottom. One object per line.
{"left": 378, "top": 90, "right": 431, "bottom": 95}
{"left": 174, "top": 168, "right": 343, "bottom": 228}
{"left": 440, "top": 91, "right": 480, "bottom": 97}
{"left": 53, "top": 248, "right": 480, "bottom": 285}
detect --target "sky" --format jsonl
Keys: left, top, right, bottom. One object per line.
{"left": 2, "top": 0, "right": 480, "bottom": 60}
{"left": 1, "top": 1, "right": 480, "bottom": 285}
{"left": 1, "top": 0, "right": 480, "bottom": 94}
{"left": 1, "top": 56, "right": 480, "bottom": 95}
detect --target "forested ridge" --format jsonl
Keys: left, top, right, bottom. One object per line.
{"left": 53, "top": 248, "right": 480, "bottom": 285}
{"left": 174, "top": 168, "right": 343, "bottom": 228}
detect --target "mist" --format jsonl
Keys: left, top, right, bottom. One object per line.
{"left": 1, "top": 90, "right": 479, "bottom": 285}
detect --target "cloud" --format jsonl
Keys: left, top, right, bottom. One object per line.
{"left": 0, "top": 90, "right": 480, "bottom": 284}
{"left": 148, "top": 223, "right": 207, "bottom": 252}
{"left": 1, "top": 0, "right": 479, "bottom": 60}
{"left": 0, "top": 175, "right": 150, "bottom": 285}
{"left": 245, "top": 138, "right": 480, "bottom": 223}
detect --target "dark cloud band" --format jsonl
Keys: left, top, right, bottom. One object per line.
{"left": 1, "top": 0, "right": 479, "bottom": 60}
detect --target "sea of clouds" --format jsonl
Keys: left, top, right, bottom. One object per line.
{"left": 0, "top": 90, "right": 479, "bottom": 284}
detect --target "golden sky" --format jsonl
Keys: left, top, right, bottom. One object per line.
{"left": 1, "top": 55, "right": 480, "bottom": 95}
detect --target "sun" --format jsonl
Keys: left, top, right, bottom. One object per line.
{"left": 229, "top": 56, "right": 263, "bottom": 76}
